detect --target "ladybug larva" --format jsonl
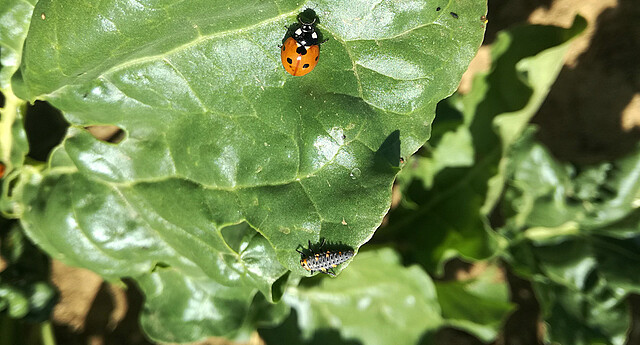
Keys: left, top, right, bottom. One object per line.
{"left": 296, "top": 239, "right": 354, "bottom": 276}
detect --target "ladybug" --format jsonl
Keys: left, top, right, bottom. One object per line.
{"left": 296, "top": 239, "right": 354, "bottom": 276}
{"left": 280, "top": 17, "right": 326, "bottom": 76}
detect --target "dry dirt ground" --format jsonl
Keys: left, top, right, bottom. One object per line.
{"left": 30, "top": 0, "right": 640, "bottom": 344}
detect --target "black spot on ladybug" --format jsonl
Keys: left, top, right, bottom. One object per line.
{"left": 303, "top": 63, "right": 310, "bottom": 68}
{"left": 450, "top": 12, "right": 458, "bottom": 19}
{"left": 296, "top": 239, "right": 354, "bottom": 277}
{"left": 282, "top": 45, "right": 285, "bottom": 51}
{"left": 296, "top": 46, "right": 307, "bottom": 55}
{"left": 315, "top": 56, "right": 318, "bottom": 61}
{"left": 436, "top": 7, "right": 441, "bottom": 11}
{"left": 287, "top": 57, "right": 293, "bottom": 64}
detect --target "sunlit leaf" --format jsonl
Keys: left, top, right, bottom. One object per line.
{"left": 285, "top": 248, "right": 443, "bottom": 345}
{"left": 11, "top": 0, "right": 487, "bottom": 340}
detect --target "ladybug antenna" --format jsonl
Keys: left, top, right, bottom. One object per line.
{"left": 299, "top": 16, "right": 316, "bottom": 26}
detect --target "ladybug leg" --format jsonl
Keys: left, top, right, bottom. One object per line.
{"left": 320, "top": 38, "right": 329, "bottom": 45}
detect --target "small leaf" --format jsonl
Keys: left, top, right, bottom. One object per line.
{"left": 435, "top": 265, "right": 514, "bottom": 342}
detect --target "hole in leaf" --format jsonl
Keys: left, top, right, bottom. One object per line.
{"left": 87, "top": 125, "right": 126, "bottom": 144}
{"left": 25, "top": 101, "right": 68, "bottom": 162}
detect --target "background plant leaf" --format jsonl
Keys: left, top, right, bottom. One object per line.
{"left": 500, "top": 133, "right": 640, "bottom": 345}
{"left": 435, "top": 265, "right": 514, "bottom": 342}
{"left": 383, "top": 16, "right": 586, "bottom": 274}
{"left": 0, "top": 220, "right": 56, "bottom": 321}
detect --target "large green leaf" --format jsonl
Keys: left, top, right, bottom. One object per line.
{"left": 11, "top": 0, "right": 488, "bottom": 340}
{"left": 284, "top": 248, "right": 443, "bottom": 345}
{"left": 15, "top": 0, "right": 486, "bottom": 272}
{"left": 501, "top": 134, "right": 640, "bottom": 345}
{"left": 384, "top": 17, "right": 586, "bottom": 274}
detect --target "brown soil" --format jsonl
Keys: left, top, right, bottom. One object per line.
{"left": 47, "top": 0, "right": 640, "bottom": 344}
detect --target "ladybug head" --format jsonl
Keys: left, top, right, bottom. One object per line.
{"left": 298, "top": 17, "right": 317, "bottom": 32}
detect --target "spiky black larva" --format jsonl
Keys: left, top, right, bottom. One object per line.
{"left": 297, "top": 239, "right": 354, "bottom": 277}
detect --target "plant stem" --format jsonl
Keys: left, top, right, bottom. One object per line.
{"left": 40, "top": 321, "right": 56, "bottom": 345}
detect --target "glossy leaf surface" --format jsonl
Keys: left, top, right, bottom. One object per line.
{"left": 10, "top": 0, "right": 487, "bottom": 341}
{"left": 16, "top": 0, "right": 486, "bottom": 275}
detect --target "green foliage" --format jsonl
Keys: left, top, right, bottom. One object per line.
{"left": 263, "top": 249, "right": 512, "bottom": 345}
{"left": 0, "top": 221, "right": 56, "bottom": 322}
{"left": 6, "top": 0, "right": 630, "bottom": 344}
{"left": 500, "top": 132, "right": 640, "bottom": 345}
{"left": 386, "top": 16, "right": 587, "bottom": 274}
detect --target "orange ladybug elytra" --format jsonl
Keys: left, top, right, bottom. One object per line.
{"left": 280, "top": 17, "right": 325, "bottom": 76}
